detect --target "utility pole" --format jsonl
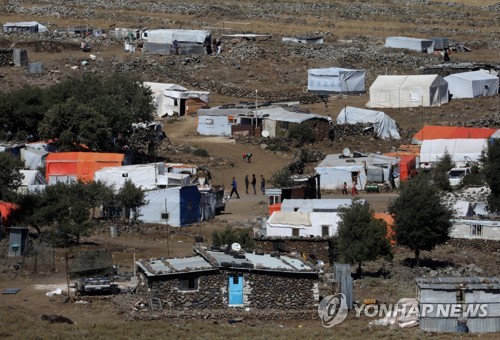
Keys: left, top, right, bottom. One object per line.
{"left": 255, "top": 89, "right": 258, "bottom": 135}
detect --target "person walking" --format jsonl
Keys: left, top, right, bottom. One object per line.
{"left": 351, "top": 180, "right": 358, "bottom": 196}
{"left": 245, "top": 175, "right": 250, "bottom": 194}
{"left": 230, "top": 177, "right": 240, "bottom": 199}
{"left": 342, "top": 182, "right": 348, "bottom": 195}
{"left": 251, "top": 174, "right": 257, "bottom": 195}
{"left": 260, "top": 175, "right": 266, "bottom": 195}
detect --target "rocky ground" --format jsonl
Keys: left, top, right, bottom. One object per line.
{"left": 0, "top": 0, "right": 500, "bottom": 337}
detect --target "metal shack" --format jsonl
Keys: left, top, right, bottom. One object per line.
{"left": 417, "top": 277, "right": 500, "bottom": 333}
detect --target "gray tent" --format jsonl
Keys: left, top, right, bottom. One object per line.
{"left": 308, "top": 67, "right": 365, "bottom": 94}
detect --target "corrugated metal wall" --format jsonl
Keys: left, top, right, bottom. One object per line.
{"left": 421, "top": 317, "right": 500, "bottom": 333}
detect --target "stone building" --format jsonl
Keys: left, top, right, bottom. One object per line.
{"left": 135, "top": 246, "right": 321, "bottom": 310}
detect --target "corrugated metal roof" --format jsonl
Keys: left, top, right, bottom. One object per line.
{"left": 316, "top": 153, "right": 396, "bottom": 169}
{"left": 136, "top": 255, "right": 214, "bottom": 276}
{"left": 416, "top": 277, "right": 500, "bottom": 290}
{"left": 197, "top": 108, "right": 252, "bottom": 116}
{"left": 138, "top": 247, "right": 319, "bottom": 276}
{"left": 204, "top": 249, "right": 317, "bottom": 273}
{"left": 255, "top": 107, "right": 329, "bottom": 123}
{"left": 281, "top": 199, "right": 354, "bottom": 211}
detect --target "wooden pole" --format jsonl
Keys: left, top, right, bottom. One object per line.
{"left": 65, "top": 253, "right": 70, "bottom": 299}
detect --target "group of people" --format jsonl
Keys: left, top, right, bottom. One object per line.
{"left": 342, "top": 180, "right": 358, "bottom": 196}
{"left": 229, "top": 174, "right": 266, "bottom": 199}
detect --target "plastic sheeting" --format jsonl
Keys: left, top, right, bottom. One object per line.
{"left": 20, "top": 147, "right": 48, "bottom": 170}
{"left": 369, "top": 75, "right": 448, "bottom": 108}
{"left": 444, "top": 70, "right": 499, "bottom": 99}
{"left": 146, "top": 29, "right": 210, "bottom": 44}
{"left": 385, "top": 36, "right": 434, "bottom": 53}
{"left": 3, "top": 21, "right": 48, "bottom": 33}
{"left": 336, "top": 106, "right": 401, "bottom": 139}
{"left": 265, "top": 211, "right": 340, "bottom": 237}
{"left": 419, "top": 139, "right": 487, "bottom": 164}
{"left": 308, "top": 67, "right": 365, "bottom": 94}
{"left": 139, "top": 186, "right": 200, "bottom": 227}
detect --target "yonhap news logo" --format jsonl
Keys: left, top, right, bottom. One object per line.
{"left": 318, "top": 295, "right": 489, "bottom": 328}
{"left": 317, "top": 293, "right": 349, "bottom": 328}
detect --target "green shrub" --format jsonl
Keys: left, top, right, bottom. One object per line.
{"left": 193, "top": 148, "right": 209, "bottom": 157}
{"left": 212, "top": 227, "right": 255, "bottom": 249}
{"left": 269, "top": 167, "right": 294, "bottom": 188}
{"left": 288, "top": 124, "right": 316, "bottom": 146}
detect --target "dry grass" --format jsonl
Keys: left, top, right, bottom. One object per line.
{"left": 1, "top": 0, "right": 498, "bottom": 39}
{"left": 3, "top": 304, "right": 494, "bottom": 339}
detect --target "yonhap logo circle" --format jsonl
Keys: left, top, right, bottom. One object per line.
{"left": 318, "top": 293, "right": 349, "bottom": 328}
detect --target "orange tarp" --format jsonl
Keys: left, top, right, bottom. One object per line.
{"left": 45, "top": 152, "right": 124, "bottom": 182}
{"left": 374, "top": 212, "right": 396, "bottom": 245}
{"left": 397, "top": 155, "right": 417, "bottom": 181}
{"left": 0, "top": 201, "right": 20, "bottom": 232}
{"left": 413, "top": 126, "right": 497, "bottom": 143}
{"left": 269, "top": 203, "right": 281, "bottom": 216}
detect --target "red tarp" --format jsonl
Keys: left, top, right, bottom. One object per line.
{"left": 413, "top": 126, "right": 497, "bottom": 143}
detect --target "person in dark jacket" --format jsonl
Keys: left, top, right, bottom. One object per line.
{"left": 230, "top": 177, "right": 240, "bottom": 199}
{"left": 245, "top": 175, "right": 250, "bottom": 194}
{"left": 251, "top": 174, "right": 257, "bottom": 195}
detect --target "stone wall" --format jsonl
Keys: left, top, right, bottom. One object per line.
{"left": 447, "top": 238, "right": 500, "bottom": 253}
{"left": 129, "top": 309, "right": 319, "bottom": 321}
{"left": 254, "top": 238, "right": 333, "bottom": 263}
{"left": 136, "top": 268, "right": 319, "bottom": 311}
{"left": 0, "top": 49, "right": 13, "bottom": 66}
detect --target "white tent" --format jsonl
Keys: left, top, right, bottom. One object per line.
{"left": 307, "top": 67, "right": 365, "bottom": 94}
{"left": 336, "top": 106, "right": 400, "bottom": 139}
{"left": 145, "top": 29, "right": 210, "bottom": 44}
{"left": 385, "top": 36, "right": 434, "bottom": 53}
{"left": 419, "top": 139, "right": 487, "bottom": 165}
{"left": 19, "top": 170, "right": 47, "bottom": 193}
{"left": 265, "top": 211, "right": 340, "bottom": 237}
{"left": 94, "top": 163, "right": 191, "bottom": 192}
{"left": 315, "top": 153, "right": 397, "bottom": 190}
{"left": 143, "top": 82, "right": 209, "bottom": 117}
{"left": 3, "top": 21, "right": 48, "bottom": 33}
{"left": 369, "top": 75, "right": 449, "bottom": 108}
{"left": 315, "top": 154, "right": 367, "bottom": 191}
{"left": 20, "top": 147, "right": 48, "bottom": 170}
{"left": 444, "top": 70, "right": 499, "bottom": 99}
{"left": 453, "top": 200, "right": 475, "bottom": 218}
{"left": 138, "top": 186, "right": 201, "bottom": 227}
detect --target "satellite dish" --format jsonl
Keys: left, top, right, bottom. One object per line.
{"left": 316, "top": 260, "right": 324, "bottom": 268}
{"left": 231, "top": 243, "right": 241, "bottom": 252}
{"left": 261, "top": 130, "right": 269, "bottom": 138}
{"left": 342, "top": 148, "right": 350, "bottom": 157}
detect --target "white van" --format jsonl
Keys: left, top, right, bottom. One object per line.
{"left": 448, "top": 167, "right": 470, "bottom": 187}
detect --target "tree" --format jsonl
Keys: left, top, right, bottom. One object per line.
{"left": 0, "top": 153, "right": 24, "bottom": 200}
{"left": 483, "top": 142, "right": 500, "bottom": 212}
{"left": 337, "top": 201, "right": 392, "bottom": 274}
{"left": 288, "top": 124, "right": 316, "bottom": 147}
{"left": 389, "top": 174, "right": 453, "bottom": 266}
{"left": 269, "top": 166, "right": 294, "bottom": 188}
{"left": 116, "top": 179, "right": 147, "bottom": 221}
{"left": 432, "top": 150, "right": 455, "bottom": 191}
{"left": 0, "top": 86, "right": 48, "bottom": 141}
{"left": 211, "top": 226, "right": 255, "bottom": 249}
{"left": 40, "top": 74, "right": 155, "bottom": 152}
{"left": 15, "top": 181, "right": 115, "bottom": 244}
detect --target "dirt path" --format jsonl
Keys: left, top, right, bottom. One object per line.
{"left": 163, "top": 115, "right": 292, "bottom": 188}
